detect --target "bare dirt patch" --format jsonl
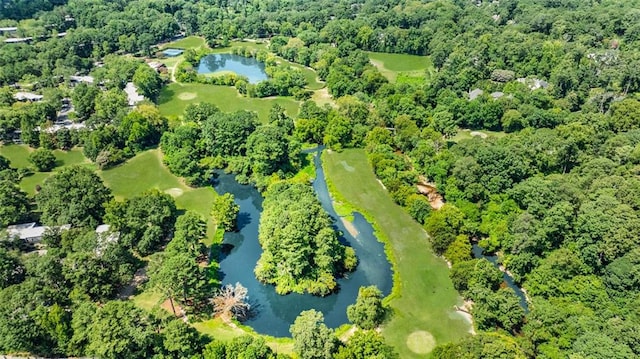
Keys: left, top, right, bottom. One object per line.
{"left": 416, "top": 181, "right": 444, "bottom": 210}
{"left": 406, "top": 330, "right": 436, "bottom": 354}
{"left": 341, "top": 217, "right": 359, "bottom": 237}
{"left": 177, "top": 92, "right": 197, "bottom": 100}
{"left": 470, "top": 131, "right": 488, "bottom": 139}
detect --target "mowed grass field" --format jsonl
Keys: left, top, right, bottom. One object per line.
{"left": 0, "top": 145, "right": 94, "bottom": 195}
{"left": 322, "top": 149, "right": 471, "bottom": 358}
{"left": 158, "top": 83, "right": 300, "bottom": 122}
{"left": 367, "top": 52, "right": 433, "bottom": 82}
{"left": 161, "top": 36, "right": 207, "bottom": 50}
{"left": 99, "top": 149, "right": 217, "bottom": 240}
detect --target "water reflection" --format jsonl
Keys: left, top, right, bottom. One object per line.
{"left": 197, "top": 53, "right": 268, "bottom": 84}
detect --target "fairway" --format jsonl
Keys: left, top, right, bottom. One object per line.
{"left": 323, "top": 149, "right": 470, "bottom": 358}
{"left": 100, "top": 149, "right": 217, "bottom": 239}
{"left": 367, "top": 52, "right": 433, "bottom": 82}
{"left": 158, "top": 83, "right": 300, "bottom": 122}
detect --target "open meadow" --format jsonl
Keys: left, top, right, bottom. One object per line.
{"left": 367, "top": 52, "right": 433, "bottom": 83}
{"left": 322, "top": 149, "right": 471, "bottom": 358}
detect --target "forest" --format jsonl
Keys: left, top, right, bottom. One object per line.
{"left": 1, "top": 0, "right": 640, "bottom": 358}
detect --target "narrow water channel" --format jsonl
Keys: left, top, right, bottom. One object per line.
{"left": 471, "top": 243, "right": 530, "bottom": 312}
{"left": 213, "top": 148, "right": 392, "bottom": 337}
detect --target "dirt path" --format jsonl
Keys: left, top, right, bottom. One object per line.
{"left": 416, "top": 177, "right": 444, "bottom": 210}
{"left": 118, "top": 267, "right": 148, "bottom": 299}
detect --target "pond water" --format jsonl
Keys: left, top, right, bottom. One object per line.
{"left": 197, "top": 54, "right": 268, "bottom": 84}
{"left": 213, "top": 148, "right": 393, "bottom": 337}
{"left": 472, "top": 243, "right": 529, "bottom": 312}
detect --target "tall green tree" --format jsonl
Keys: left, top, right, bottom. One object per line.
{"left": 133, "top": 64, "right": 163, "bottom": 102}
{"left": 86, "top": 301, "right": 159, "bottom": 359}
{"left": 0, "top": 180, "right": 30, "bottom": 227}
{"left": 28, "top": 148, "right": 56, "bottom": 172}
{"left": 211, "top": 193, "right": 239, "bottom": 232}
{"left": 104, "top": 190, "right": 177, "bottom": 256}
{"left": 36, "top": 166, "right": 113, "bottom": 227}
{"left": 290, "top": 310, "right": 339, "bottom": 359}
{"left": 346, "top": 286, "right": 385, "bottom": 330}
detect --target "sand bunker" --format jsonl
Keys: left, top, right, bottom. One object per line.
{"left": 165, "top": 187, "right": 184, "bottom": 197}
{"left": 406, "top": 330, "right": 436, "bottom": 354}
{"left": 177, "top": 92, "right": 197, "bottom": 100}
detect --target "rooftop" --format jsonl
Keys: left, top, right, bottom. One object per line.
{"left": 14, "top": 92, "right": 43, "bottom": 101}
{"left": 6, "top": 223, "right": 70, "bottom": 242}
{"left": 124, "top": 82, "right": 144, "bottom": 106}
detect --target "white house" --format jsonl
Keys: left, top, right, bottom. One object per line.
{"left": 6, "top": 222, "right": 71, "bottom": 244}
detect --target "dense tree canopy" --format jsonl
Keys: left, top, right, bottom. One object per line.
{"left": 36, "top": 166, "right": 112, "bottom": 227}
{"left": 255, "top": 182, "right": 356, "bottom": 295}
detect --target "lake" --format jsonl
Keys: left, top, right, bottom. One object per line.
{"left": 213, "top": 148, "right": 393, "bottom": 337}
{"left": 198, "top": 54, "right": 268, "bottom": 84}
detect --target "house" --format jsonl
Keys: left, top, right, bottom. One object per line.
{"left": 147, "top": 61, "right": 167, "bottom": 73}
{"left": 6, "top": 222, "right": 71, "bottom": 244}
{"left": 95, "top": 224, "right": 120, "bottom": 255}
{"left": 124, "top": 82, "right": 144, "bottom": 106}
{"left": 516, "top": 77, "right": 549, "bottom": 91}
{"left": 3, "top": 37, "right": 32, "bottom": 44}
{"left": 69, "top": 75, "right": 95, "bottom": 85}
{"left": 490, "top": 91, "right": 505, "bottom": 99}
{"left": 468, "top": 88, "right": 484, "bottom": 101}
{"left": 0, "top": 27, "right": 18, "bottom": 34}
{"left": 14, "top": 92, "right": 43, "bottom": 102}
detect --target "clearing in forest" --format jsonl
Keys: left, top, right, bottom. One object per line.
{"left": 322, "top": 149, "right": 470, "bottom": 358}
{"left": 367, "top": 52, "right": 433, "bottom": 82}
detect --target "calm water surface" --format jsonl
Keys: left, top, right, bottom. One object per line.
{"left": 213, "top": 149, "right": 393, "bottom": 337}
{"left": 197, "top": 54, "right": 267, "bottom": 84}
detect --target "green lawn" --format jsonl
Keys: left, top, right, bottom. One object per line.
{"left": 0, "top": 144, "right": 32, "bottom": 168}
{"left": 0, "top": 145, "right": 92, "bottom": 194}
{"left": 367, "top": 52, "right": 433, "bottom": 82}
{"left": 322, "top": 149, "right": 471, "bottom": 358}
{"left": 161, "top": 36, "right": 206, "bottom": 50}
{"left": 100, "top": 149, "right": 217, "bottom": 239}
{"left": 158, "top": 83, "right": 300, "bottom": 123}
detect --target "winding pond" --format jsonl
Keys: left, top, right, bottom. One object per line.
{"left": 472, "top": 243, "right": 530, "bottom": 312}
{"left": 213, "top": 149, "right": 393, "bottom": 337}
{"left": 198, "top": 54, "right": 268, "bottom": 84}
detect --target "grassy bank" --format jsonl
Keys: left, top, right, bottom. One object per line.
{"left": 322, "top": 149, "right": 470, "bottom": 358}
{"left": 158, "top": 82, "right": 300, "bottom": 123}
